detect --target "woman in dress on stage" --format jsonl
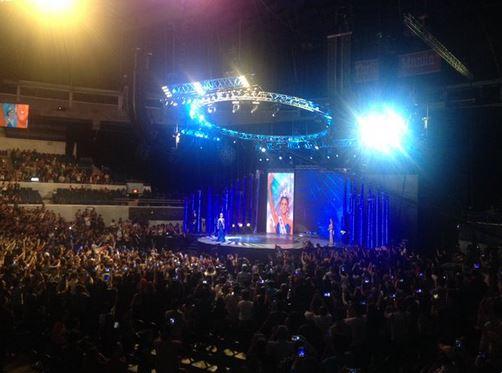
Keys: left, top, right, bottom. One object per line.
{"left": 268, "top": 181, "right": 293, "bottom": 235}
{"left": 328, "top": 218, "right": 334, "bottom": 247}
{"left": 217, "top": 213, "right": 226, "bottom": 242}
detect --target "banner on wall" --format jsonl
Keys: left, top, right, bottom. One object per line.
{"left": 0, "top": 103, "right": 29, "bottom": 128}
{"left": 267, "top": 172, "right": 294, "bottom": 235}
{"left": 354, "top": 59, "right": 380, "bottom": 83}
{"left": 398, "top": 50, "right": 441, "bottom": 77}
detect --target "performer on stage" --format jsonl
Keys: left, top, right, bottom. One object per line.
{"left": 217, "top": 213, "right": 226, "bottom": 242}
{"left": 328, "top": 218, "right": 334, "bottom": 247}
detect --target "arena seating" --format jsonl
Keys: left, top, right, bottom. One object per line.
{"left": 52, "top": 187, "right": 127, "bottom": 205}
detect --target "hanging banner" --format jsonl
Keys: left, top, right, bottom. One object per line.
{"left": 398, "top": 50, "right": 441, "bottom": 77}
{"left": 354, "top": 59, "right": 380, "bottom": 83}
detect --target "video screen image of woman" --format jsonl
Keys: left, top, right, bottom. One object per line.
{"left": 267, "top": 172, "right": 294, "bottom": 235}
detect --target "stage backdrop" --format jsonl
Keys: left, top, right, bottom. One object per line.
{"left": 267, "top": 172, "right": 294, "bottom": 235}
{"left": 294, "top": 169, "right": 350, "bottom": 242}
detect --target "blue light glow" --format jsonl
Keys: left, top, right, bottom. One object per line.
{"left": 357, "top": 107, "right": 408, "bottom": 154}
{"left": 192, "top": 81, "right": 206, "bottom": 96}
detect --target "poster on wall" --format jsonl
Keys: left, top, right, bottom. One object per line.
{"left": 0, "top": 103, "right": 30, "bottom": 128}
{"left": 267, "top": 172, "right": 294, "bottom": 235}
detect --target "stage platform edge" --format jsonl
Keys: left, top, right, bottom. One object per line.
{"left": 197, "top": 233, "right": 329, "bottom": 250}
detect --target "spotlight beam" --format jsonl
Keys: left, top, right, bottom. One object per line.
{"left": 357, "top": 108, "right": 408, "bottom": 154}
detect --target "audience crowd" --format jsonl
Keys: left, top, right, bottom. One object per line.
{"left": 0, "top": 196, "right": 501, "bottom": 373}
{"left": 0, "top": 149, "right": 112, "bottom": 184}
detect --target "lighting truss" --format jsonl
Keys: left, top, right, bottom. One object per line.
{"left": 162, "top": 75, "right": 254, "bottom": 98}
{"left": 162, "top": 76, "right": 333, "bottom": 148}
{"left": 404, "top": 13, "right": 473, "bottom": 80}
{"left": 188, "top": 89, "right": 331, "bottom": 118}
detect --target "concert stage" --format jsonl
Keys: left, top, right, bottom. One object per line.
{"left": 197, "top": 233, "right": 329, "bottom": 250}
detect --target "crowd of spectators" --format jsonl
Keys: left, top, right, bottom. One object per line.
{"left": 0, "top": 196, "right": 501, "bottom": 373}
{"left": 0, "top": 149, "right": 112, "bottom": 184}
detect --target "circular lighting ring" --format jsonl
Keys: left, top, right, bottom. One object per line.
{"left": 185, "top": 88, "right": 333, "bottom": 145}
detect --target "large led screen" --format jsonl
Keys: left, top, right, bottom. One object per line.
{"left": 267, "top": 172, "right": 294, "bottom": 235}
{"left": 294, "top": 170, "right": 348, "bottom": 242}
{"left": 0, "top": 103, "right": 29, "bottom": 128}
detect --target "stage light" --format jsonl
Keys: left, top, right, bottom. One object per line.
{"left": 260, "top": 147, "right": 266, "bottom": 153}
{"left": 207, "top": 105, "right": 216, "bottom": 114}
{"left": 250, "top": 101, "right": 260, "bottom": 114}
{"left": 327, "top": 155, "right": 330, "bottom": 159}
{"left": 238, "top": 223, "right": 243, "bottom": 228}
{"left": 266, "top": 158, "right": 270, "bottom": 162}
{"left": 357, "top": 108, "right": 408, "bottom": 154}
{"left": 239, "top": 75, "right": 250, "bottom": 88}
{"left": 272, "top": 106, "right": 280, "bottom": 117}
{"left": 246, "top": 223, "right": 251, "bottom": 227}
{"left": 259, "top": 158, "right": 263, "bottom": 162}
{"left": 192, "top": 81, "right": 206, "bottom": 96}
{"left": 314, "top": 145, "right": 320, "bottom": 150}
{"left": 232, "top": 101, "right": 240, "bottom": 113}
{"left": 278, "top": 156, "right": 283, "bottom": 160}
{"left": 289, "top": 156, "right": 292, "bottom": 160}
{"left": 32, "top": 0, "right": 75, "bottom": 13}
{"left": 232, "top": 224, "right": 236, "bottom": 228}
{"left": 27, "top": 0, "right": 89, "bottom": 27}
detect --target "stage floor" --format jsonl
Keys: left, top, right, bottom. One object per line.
{"left": 197, "top": 233, "right": 328, "bottom": 250}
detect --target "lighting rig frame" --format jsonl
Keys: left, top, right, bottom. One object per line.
{"left": 162, "top": 76, "right": 333, "bottom": 149}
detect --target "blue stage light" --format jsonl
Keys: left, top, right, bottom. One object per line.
{"left": 357, "top": 108, "right": 408, "bottom": 154}
{"left": 260, "top": 147, "right": 266, "bottom": 153}
{"left": 192, "top": 81, "right": 206, "bottom": 96}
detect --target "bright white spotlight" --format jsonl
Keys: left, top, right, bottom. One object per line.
{"left": 192, "top": 81, "right": 206, "bottom": 96}
{"left": 250, "top": 101, "right": 260, "bottom": 114}
{"left": 232, "top": 101, "right": 240, "bottom": 113}
{"left": 33, "top": 0, "right": 75, "bottom": 13}
{"left": 29, "top": 0, "right": 87, "bottom": 25}
{"left": 357, "top": 108, "right": 408, "bottom": 154}
{"left": 239, "top": 75, "right": 250, "bottom": 88}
